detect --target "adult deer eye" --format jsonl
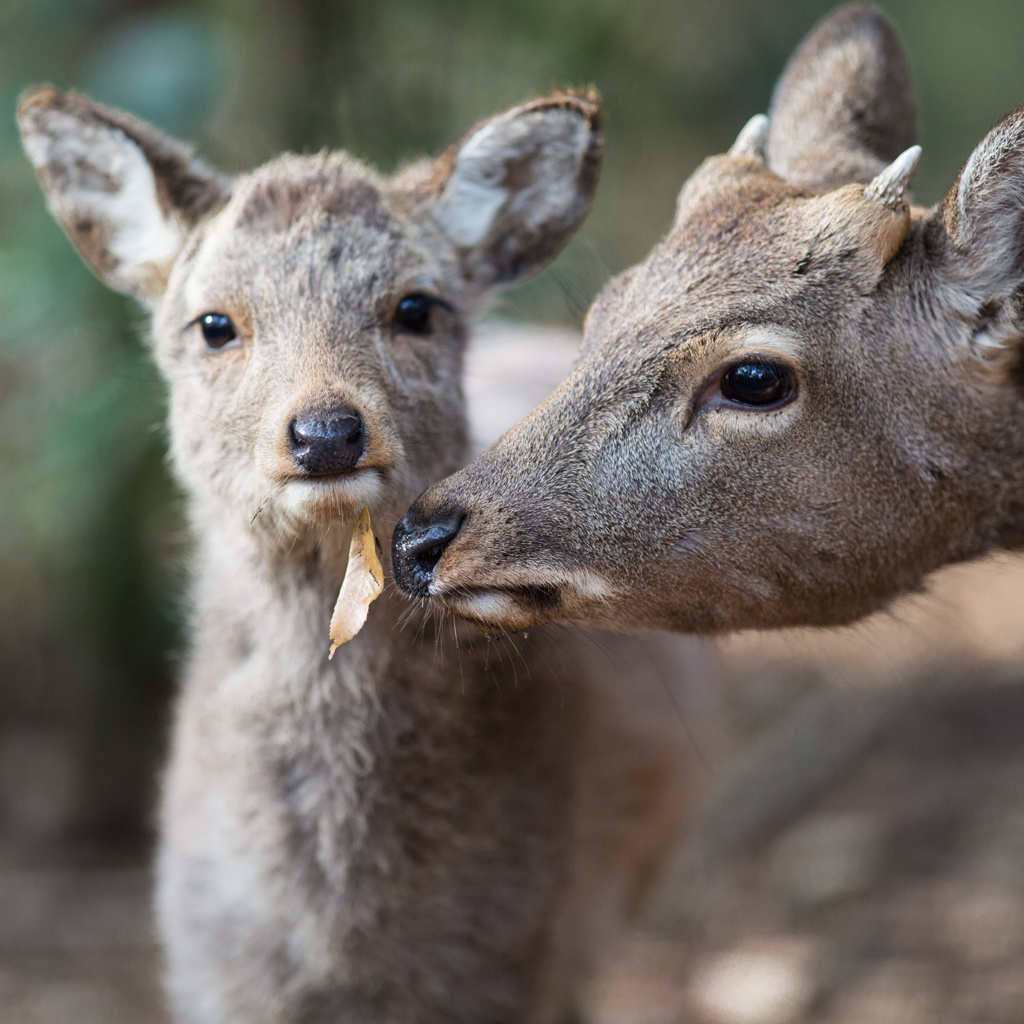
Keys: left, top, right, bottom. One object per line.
{"left": 200, "top": 313, "right": 239, "bottom": 351}
{"left": 720, "top": 361, "right": 793, "bottom": 407}
{"left": 394, "top": 294, "right": 435, "bottom": 335}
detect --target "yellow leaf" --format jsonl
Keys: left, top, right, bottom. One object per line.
{"left": 328, "top": 507, "right": 384, "bottom": 657}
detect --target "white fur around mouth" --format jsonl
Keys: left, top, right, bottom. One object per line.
{"left": 278, "top": 468, "right": 384, "bottom": 518}
{"left": 437, "top": 569, "right": 614, "bottom": 626}
{"left": 447, "top": 591, "right": 526, "bottom": 625}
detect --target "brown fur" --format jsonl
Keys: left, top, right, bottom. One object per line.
{"left": 19, "top": 88, "right": 713, "bottom": 1022}
{"left": 394, "top": 5, "right": 1024, "bottom": 639}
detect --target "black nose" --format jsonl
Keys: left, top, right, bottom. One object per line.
{"left": 391, "top": 508, "right": 465, "bottom": 597}
{"left": 289, "top": 408, "right": 364, "bottom": 476}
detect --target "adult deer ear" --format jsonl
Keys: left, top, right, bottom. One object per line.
{"left": 429, "top": 89, "right": 603, "bottom": 288}
{"left": 766, "top": 4, "right": 917, "bottom": 190}
{"left": 18, "top": 89, "right": 232, "bottom": 304}
{"left": 940, "top": 105, "right": 1024, "bottom": 305}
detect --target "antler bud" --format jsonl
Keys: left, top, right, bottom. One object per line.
{"left": 864, "top": 145, "right": 921, "bottom": 209}
{"left": 729, "top": 114, "right": 769, "bottom": 162}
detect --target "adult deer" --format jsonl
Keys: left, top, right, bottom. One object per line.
{"left": 394, "top": 5, "right": 1024, "bottom": 638}
{"left": 20, "top": 89, "right": 714, "bottom": 1023}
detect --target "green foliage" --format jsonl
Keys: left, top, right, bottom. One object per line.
{"left": 1, "top": 0, "right": 1023, "bottom": 844}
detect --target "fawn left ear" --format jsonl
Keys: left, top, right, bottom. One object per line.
{"left": 430, "top": 89, "right": 603, "bottom": 288}
{"left": 18, "top": 88, "right": 232, "bottom": 303}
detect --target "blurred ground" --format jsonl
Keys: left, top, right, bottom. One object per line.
{"left": 0, "top": 866, "right": 164, "bottom": 1024}
{"left": 6, "top": 555, "right": 1024, "bottom": 1022}
{"left": 591, "top": 675, "right": 1024, "bottom": 1024}
{"left": 586, "top": 570, "right": 1024, "bottom": 1024}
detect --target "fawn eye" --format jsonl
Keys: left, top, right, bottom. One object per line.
{"left": 199, "top": 313, "right": 239, "bottom": 351}
{"left": 720, "top": 360, "right": 793, "bottom": 407}
{"left": 393, "top": 294, "right": 435, "bottom": 335}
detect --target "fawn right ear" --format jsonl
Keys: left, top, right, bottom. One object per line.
{"left": 18, "top": 89, "right": 231, "bottom": 303}
{"left": 766, "top": 4, "right": 917, "bottom": 190}
{"left": 430, "top": 90, "right": 603, "bottom": 288}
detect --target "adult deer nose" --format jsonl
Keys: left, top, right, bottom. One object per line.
{"left": 391, "top": 508, "right": 465, "bottom": 597}
{"left": 289, "top": 408, "right": 364, "bottom": 476}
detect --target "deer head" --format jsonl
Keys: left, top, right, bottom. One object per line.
{"left": 393, "top": 4, "right": 1024, "bottom": 634}
{"left": 19, "top": 88, "right": 602, "bottom": 555}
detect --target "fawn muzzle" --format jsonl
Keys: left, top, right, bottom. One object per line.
{"left": 392, "top": 507, "right": 465, "bottom": 597}
{"left": 289, "top": 408, "right": 365, "bottom": 477}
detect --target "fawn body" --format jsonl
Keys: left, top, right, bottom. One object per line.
{"left": 394, "top": 5, "right": 1024, "bottom": 639}
{"left": 20, "top": 91, "right": 712, "bottom": 1022}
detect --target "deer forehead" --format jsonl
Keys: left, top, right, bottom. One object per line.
{"left": 590, "top": 187, "right": 907, "bottom": 364}
{"left": 668, "top": 163, "right": 905, "bottom": 287}
{"left": 650, "top": 203, "right": 811, "bottom": 306}
{"left": 228, "top": 152, "right": 391, "bottom": 232}
{"left": 170, "top": 173, "right": 448, "bottom": 325}
{"left": 181, "top": 220, "right": 416, "bottom": 314}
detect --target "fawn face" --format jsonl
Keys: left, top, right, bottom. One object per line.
{"left": 20, "top": 89, "right": 602, "bottom": 545}
{"left": 153, "top": 157, "right": 473, "bottom": 534}
{"left": 393, "top": 5, "right": 1024, "bottom": 633}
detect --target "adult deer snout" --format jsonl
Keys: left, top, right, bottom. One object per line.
{"left": 391, "top": 507, "right": 466, "bottom": 596}
{"left": 289, "top": 406, "right": 365, "bottom": 476}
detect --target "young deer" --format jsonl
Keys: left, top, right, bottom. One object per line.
{"left": 19, "top": 90, "right": 714, "bottom": 1022}
{"left": 393, "top": 4, "right": 1024, "bottom": 638}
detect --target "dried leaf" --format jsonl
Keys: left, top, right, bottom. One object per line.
{"left": 328, "top": 507, "right": 384, "bottom": 657}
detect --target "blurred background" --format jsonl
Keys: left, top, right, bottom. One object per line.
{"left": 4, "top": 0, "right": 1024, "bottom": 1021}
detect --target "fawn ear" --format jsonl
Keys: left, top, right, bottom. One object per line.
{"left": 18, "top": 89, "right": 231, "bottom": 303}
{"left": 940, "top": 106, "right": 1024, "bottom": 307}
{"left": 766, "top": 4, "right": 917, "bottom": 190}
{"left": 430, "top": 90, "right": 603, "bottom": 288}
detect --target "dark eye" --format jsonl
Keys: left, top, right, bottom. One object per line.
{"left": 720, "top": 361, "right": 793, "bottom": 407}
{"left": 200, "top": 313, "right": 239, "bottom": 351}
{"left": 393, "top": 294, "right": 435, "bottom": 335}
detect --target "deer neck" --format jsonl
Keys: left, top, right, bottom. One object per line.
{"left": 867, "top": 252, "right": 1024, "bottom": 569}
{"left": 968, "top": 397, "right": 1024, "bottom": 552}
{"left": 185, "top": 505, "right": 419, "bottom": 709}
{"left": 909, "top": 364, "right": 1024, "bottom": 565}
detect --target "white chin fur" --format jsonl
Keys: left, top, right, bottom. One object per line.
{"left": 278, "top": 470, "right": 384, "bottom": 520}
{"left": 449, "top": 591, "right": 529, "bottom": 627}
{"left": 438, "top": 571, "right": 612, "bottom": 627}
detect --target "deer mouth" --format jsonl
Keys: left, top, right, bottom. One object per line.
{"left": 439, "top": 584, "right": 563, "bottom": 629}
{"left": 421, "top": 570, "right": 618, "bottom": 630}
{"left": 278, "top": 466, "right": 386, "bottom": 520}
{"left": 391, "top": 502, "right": 619, "bottom": 626}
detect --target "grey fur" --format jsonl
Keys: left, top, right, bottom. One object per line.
{"left": 18, "top": 87, "right": 714, "bottom": 1023}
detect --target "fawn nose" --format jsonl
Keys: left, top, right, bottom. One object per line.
{"left": 391, "top": 508, "right": 465, "bottom": 597}
{"left": 289, "top": 407, "right": 365, "bottom": 476}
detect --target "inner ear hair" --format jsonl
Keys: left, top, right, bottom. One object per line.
{"left": 20, "top": 89, "right": 231, "bottom": 227}
{"left": 18, "top": 88, "right": 232, "bottom": 300}
{"left": 941, "top": 103, "right": 1024, "bottom": 303}
{"left": 428, "top": 88, "right": 603, "bottom": 288}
